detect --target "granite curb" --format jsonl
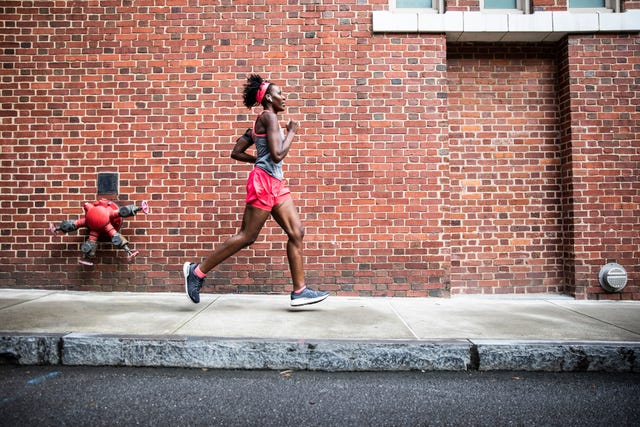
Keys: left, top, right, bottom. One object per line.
{"left": 2, "top": 333, "right": 639, "bottom": 372}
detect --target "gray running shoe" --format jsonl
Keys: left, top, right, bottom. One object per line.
{"left": 183, "top": 262, "right": 204, "bottom": 304}
{"left": 290, "top": 287, "right": 329, "bottom": 307}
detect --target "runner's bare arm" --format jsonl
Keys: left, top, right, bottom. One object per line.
{"left": 264, "top": 112, "right": 297, "bottom": 163}
{"left": 230, "top": 130, "right": 257, "bottom": 163}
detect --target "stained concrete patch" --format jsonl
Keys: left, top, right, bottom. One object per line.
{"left": 0, "top": 291, "right": 216, "bottom": 335}
{"left": 388, "top": 298, "right": 640, "bottom": 341}
{"left": 176, "top": 295, "right": 416, "bottom": 340}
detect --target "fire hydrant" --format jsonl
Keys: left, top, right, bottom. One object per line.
{"left": 49, "top": 198, "right": 149, "bottom": 265}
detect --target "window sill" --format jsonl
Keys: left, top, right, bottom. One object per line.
{"left": 392, "top": 8, "right": 439, "bottom": 13}
{"left": 481, "top": 9, "right": 525, "bottom": 14}
{"left": 568, "top": 8, "right": 613, "bottom": 13}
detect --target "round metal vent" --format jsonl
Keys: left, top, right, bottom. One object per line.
{"left": 598, "top": 263, "right": 628, "bottom": 293}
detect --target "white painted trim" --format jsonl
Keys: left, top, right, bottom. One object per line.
{"left": 372, "top": 10, "right": 640, "bottom": 41}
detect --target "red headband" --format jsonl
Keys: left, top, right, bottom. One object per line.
{"left": 256, "top": 81, "right": 271, "bottom": 105}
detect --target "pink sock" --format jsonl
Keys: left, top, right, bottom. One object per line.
{"left": 293, "top": 286, "right": 306, "bottom": 294}
{"left": 194, "top": 265, "right": 207, "bottom": 279}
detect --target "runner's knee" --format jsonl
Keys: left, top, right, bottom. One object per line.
{"left": 289, "top": 223, "right": 304, "bottom": 244}
{"left": 240, "top": 231, "right": 260, "bottom": 247}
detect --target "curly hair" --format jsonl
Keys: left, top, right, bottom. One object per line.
{"left": 242, "top": 74, "right": 271, "bottom": 109}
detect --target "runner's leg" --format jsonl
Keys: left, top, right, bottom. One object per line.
{"left": 198, "top": 204, "right": 271, "bottom": 274}
{"left": 271, "top": 198, "right": 305, "bottom": 291}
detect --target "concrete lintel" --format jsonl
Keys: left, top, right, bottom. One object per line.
{"left": 372, "top": 10, "right": 640, "bottom": 40}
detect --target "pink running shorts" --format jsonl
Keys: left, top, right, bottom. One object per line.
{"left": 245, "top": 167, "right": 291, "bottom": 211}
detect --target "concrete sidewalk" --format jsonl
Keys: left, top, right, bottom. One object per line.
{"left": 1, "top": 289, "right": 639, "bottom": 372}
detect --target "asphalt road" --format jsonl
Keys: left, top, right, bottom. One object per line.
{"left": 0, "top": 366, "right": 638, "bottom": 426}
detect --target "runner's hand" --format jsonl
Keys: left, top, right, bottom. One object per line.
{"left": 286, "top": 120, "right": 299, "bottom": 134}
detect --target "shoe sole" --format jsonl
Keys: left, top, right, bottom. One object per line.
{"left": 183, "top": 262, "right": 198, "bottom": 304}
{"left": 290, "top": 293, "right": 329, "bottom": 307}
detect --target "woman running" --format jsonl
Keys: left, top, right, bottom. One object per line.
{"left": 183, "top": 74, "right": 329, "bottom": 307}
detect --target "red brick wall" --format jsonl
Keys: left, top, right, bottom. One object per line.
{"left": 447, "top": 44, "right": 565, "bottom": 295}
{"left": 531, "top": 0, "right": 567, "bottom": 12}
{"left": 446, "top": 0, "right": 481, "bottom": 12}
{"left": 559, "top": 34, "right": 640, "bottom": 300}
{"left": 557, "top": 37, "right": 577, "bottom": 298}
{"left": 624, "top": 1, "right": 640, "bottom": 10}
{"left": 447, "top": 37, "right": 639, "bottom": 299}
{"left": 1, "top": 1, "right": 638, "bottom": 299}
{"left": 0, "top": 0, "right": 449, "bottom": 296}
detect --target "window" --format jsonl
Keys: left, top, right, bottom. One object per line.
{"left": 568, "top": 0, "right": 620, "bottom": 11}
{"left": 395, "top": 0, "right": 433, "bottom": 7}
{"left": 485, "top": 0, "right": 517, "bottom": 8}
{"left": 481, "top": 0, "right": 529, "bottom": 13}
{"left": 570, "top": 0, "right": 604, "bottom": 6}
{"left": 392, "top": 0, "right": 441, "bottom": 13}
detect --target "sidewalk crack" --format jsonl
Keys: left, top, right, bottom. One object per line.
{"left": 170, "top": 295, "right": 221, "bottom": 334}
{"left": 0, "top": 291, "right": 57, "bottom": 311}
{"left": 387, "top": 300, "right": 420, "bottom": 340}
{"left": 546, "top": 299, "right": 640, "bottom": 339}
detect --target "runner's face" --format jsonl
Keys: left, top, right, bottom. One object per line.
{"left": 267, "top": 85, "right": 286, "bottom": 112}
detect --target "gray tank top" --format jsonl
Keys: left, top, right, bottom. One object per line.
{"left": 253, "top": 117, "right": 285, "bottom": 181}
